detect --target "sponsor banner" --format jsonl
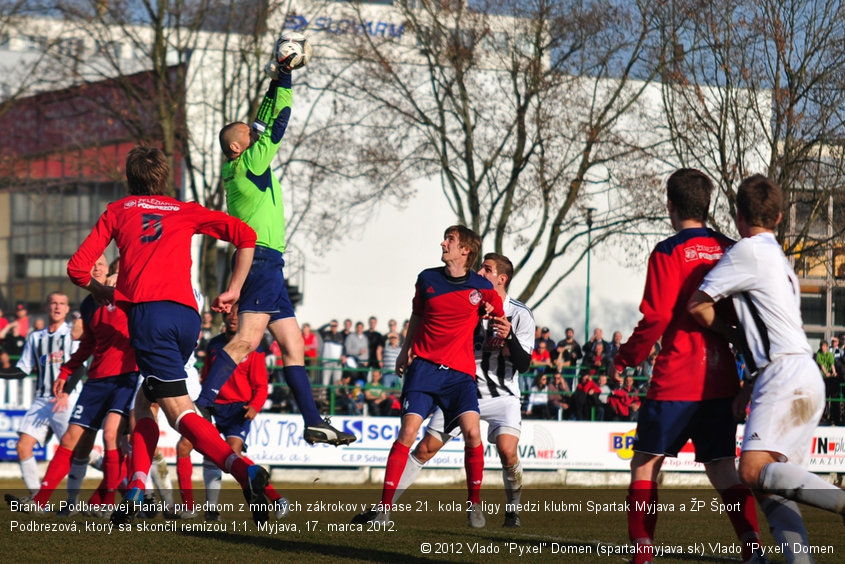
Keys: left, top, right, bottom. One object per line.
{"left": 0, "top": 409, "right": 50, "bottom": 461}
{"left": 5, "top": 409, "right": 842, "bottom": 471}
{"left": 285, "top": 13, "right": 405, "bottom": 40}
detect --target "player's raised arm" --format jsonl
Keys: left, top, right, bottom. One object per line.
{"left": 67, "top": 211, "right": 115, "bottom": 295}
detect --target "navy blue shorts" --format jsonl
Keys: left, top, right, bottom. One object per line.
{"left": 400, "top": 359, "right": 479, "bottom": 433}
{"left": 70, "top": 372, "right": 139, "bottom": 430}
{"left": 129, "top": 302, "right": 200, "bottom": 398}
{"left": 237, "top": 245, "right": 295, "bottom": 322}
{"left": 213, "top": 402, "right": 251, "bottom": 442}
{"left": 634, "top": 398, "right": 737, "bottom": 463}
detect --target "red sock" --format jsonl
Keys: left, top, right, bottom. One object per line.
{"left": 117, "top": 450, "right": 129, "bottom": 495}
{"left": 102, "top": 449, "right": 120, "bottom": 505}
{"left": 33, "top": 446, "right": 73, "bottom": 505}
{"left": 176, "top": 456, "right": 195, "bottom": 509}
{"left": 89, "top": 484, "right": 103, "bottom": 505}
{"left": 128, "top": 417, "right": 159, "bottom": 491}
{"left": 243, "top": 455, "right": 280, "bottom": 501}
{"left": 464, "top": 444, "right": 483, "bottom": 505}
{"left": 177, "top": 412, "right": 248, "bottom": 487}
{"left": 627, "top": 480, "right": 657, "bottom": 564}
{"left": 381, "top": 442, "right": 410, "bottom": 506}
{"left": 720, "top": 484, "right": 760, "bottom": 561}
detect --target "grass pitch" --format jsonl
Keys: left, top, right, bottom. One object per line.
{"left": 1, "top": 478, "right": 843, "bottom": 563}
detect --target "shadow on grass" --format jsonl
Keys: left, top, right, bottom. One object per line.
{"left": 179, "top": 529, "right": 452, "bottom": 563}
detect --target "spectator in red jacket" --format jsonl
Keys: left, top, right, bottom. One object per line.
{"left": 609, "top": 375, "right": 641, "bottom": 421}
{"left": 572, "top": 372, "right": 601, "bottom": 420}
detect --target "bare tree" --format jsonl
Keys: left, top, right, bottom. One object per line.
{"left": 657, "top": 0, "right": 845, "bottom": 274}
{"left": 0, "top": 2, "right": 67, "bottom": 123}
{"left": 320, "top": 0, "right": 670, "bottom": 308}
{"left": 20, "top": 1, "right": 401, "bottom": 299}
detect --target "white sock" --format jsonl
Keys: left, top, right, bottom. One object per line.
{"left": 503, "top": 461, "right": 523, "bottom": 508}
{"left": 65, "top": 457, "right": 88, "bottom": 504}
{"left": 150, "top": 453, "right": 174, "bottom": 506}
{"left": 761, "top": 462, "right": 845, "bottom": 513}
{"left": 759, "top": 496, "right": 814, "bottom": 564}
{"left": 393, "top": 454, "right": 424, "bottom": 504}
{"left": 19, "top": 456, "right": 40, "bottom": 495}
{"left": 203, "top": 459, "right": 222, "bottom": 506}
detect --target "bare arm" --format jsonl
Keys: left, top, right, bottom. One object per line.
{"left": 395, "top": 314, "right": 422, "bottom": 376}
{"left": 687, "top": 290, "right": 742, "bottom": 344}
{"left": 212, "top": 247, "right": 255, "bottom": 313}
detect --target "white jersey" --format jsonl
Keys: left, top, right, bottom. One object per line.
{"left": 16, "top": 322, "right": 79, "bottom": 399}
{"left": 473, "top": 295, "right": 535, "bottom": 399}
{"left": 698, "top": 232, "right": 812, "bottom": 372}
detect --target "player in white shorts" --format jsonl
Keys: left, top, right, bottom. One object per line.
{"left": 356, "top": 253, "right": 534, "bottom": 528}
{"left": 1, "top": 292, "right": 81, "bottom": 496}
{"left": 689, "top": 174, "right": 845, "bottom": 564}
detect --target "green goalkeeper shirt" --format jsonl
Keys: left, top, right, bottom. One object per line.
{"left": 222, "top": 76, "right": 293, "bottom": 253}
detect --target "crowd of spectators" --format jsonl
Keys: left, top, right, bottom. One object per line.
{"left": 815, "top": 335, "right": 845, "bottom": 425}
{"left": 9, "top": 300, "right": 844, "bottom": 424}
{"left": 525, "top": 326, "right": 654, "bottom": 422}
{"left": 191, "top": 315, "right": 410, "bottom": 418}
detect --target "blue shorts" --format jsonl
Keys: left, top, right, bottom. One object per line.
{"left": 129, "top": 302, "right": 200, "bottom": 399}
{"left": 634, "top": 398, "right": 737, "bottom": 463}
{"left": 237, "top": 245, "right": 295, "bottom": 322}
{"left": 213, "top": 402, "right": 251, "bottom": 442}
{"left": 400, "top": 359, "right": 479, "bottom": 433}
{"left": 70, "top": 372, "right": 139, "bottom": 430}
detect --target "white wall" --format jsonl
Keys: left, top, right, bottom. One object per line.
{"left": 295, "top": 180, "right": 647, "bottom": 340}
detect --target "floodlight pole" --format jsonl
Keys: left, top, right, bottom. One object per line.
{"left": 584, "top": 208, "right": 597, "bottom": 343}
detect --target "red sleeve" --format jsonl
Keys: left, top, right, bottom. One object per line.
{"left": 68, "top": 210, "right": 115, "bottom": 287}
{"left": 615, "top": 249, "right": 674, "bottom": 371}
{"left": 60, "top": 323, "right": 95, "bottom": 379}
{"left": 246, "top": 351, "right": 268, "bottom": 412}
{"left": 483, "top": 288, "right": 504, "bottom": 317}
{"left": 193, "top": 205, "right": 257, "bottom": 250}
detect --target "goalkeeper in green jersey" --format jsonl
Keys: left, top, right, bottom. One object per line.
{"left": 200, "top": 53, "right": 355, "bottom": 446}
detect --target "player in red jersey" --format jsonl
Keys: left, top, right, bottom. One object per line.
{"left": 613, "top": 169, "right": 762, "bottom": 564}
{"left": 67, "top": 146, "right": 270, "bottom": 525}
{"left": 367, "top": 225, "right": 503, "bottom": 527}
{"left": 11, "top": 255, "right": 137, "bottom": 514}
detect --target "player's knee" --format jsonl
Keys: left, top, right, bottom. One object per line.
{"left": 414, "top": 443, "right": 436, "bottom": 463}
{"left": 230, "top": 335, "right": 259, "bottom": 358}
{"left": 463, "top": 428, "right": 482, "bottom": 447}
{"left": 396, "top": 427, "right": 418, "bottom": 446}
{"left": 59, "top": 433, "right": 77, "bottom": 449}
{"left": 497, "top": 447, "right": 517, "bottom": 468}
{"left": 738, "top": 460, "right": 762, "bottom": 489}
{"left": 16, "top": 441, "right": 32, "bottom": 458}
{"left": 176, "top": 437, "right": 192, "bottom": 458}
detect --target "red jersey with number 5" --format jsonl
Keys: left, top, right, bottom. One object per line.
{"left": 67, "top": 195, "right": 256, "bottom": 311}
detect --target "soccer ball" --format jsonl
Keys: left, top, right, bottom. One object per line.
{"left": 275, "top": 32, "right": 312, "bottom": 70}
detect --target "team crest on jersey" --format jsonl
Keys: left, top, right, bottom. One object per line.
{"left": 468, "top": 289, "right": 482, "bottom": 305}
{"left": 684, "top": 244, "right": 724, "bottom": 262}
{"left": 41, "top": 351, "right": 65, "bottom": 366}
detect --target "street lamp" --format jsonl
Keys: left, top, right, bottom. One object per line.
{"left": 584, "top": 207, "right": 597, "bottom": 343}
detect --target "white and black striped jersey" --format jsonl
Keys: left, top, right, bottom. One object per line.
{"left": 699, "top": 232, "right": 812, "bottom": 372}
{"left": 473, "top": 295, "right": 535, "bottom": 399}
{"left": 16, "top": 322, "right": 80, "bottom": 399}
